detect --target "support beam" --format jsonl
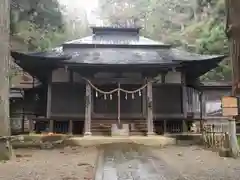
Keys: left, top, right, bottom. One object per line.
{"left": 84, "top": 83, "right": 92, "bottom": 136}
{"left": 163, "top": 120, "right": 167, "bottom": 134}
{"left": 181, "top": 72, "right": 187, "bottom": 117}
{"left": 49, "top": 120, "right": 54, "bottom": 133}
{"left": 29, "top": 119, "right": 34, "bottom": 134}
{"left": 117, "top": 83, "right": 121, "bottom": 128}
{"left": 182, "top": 120, "right": 188, "bottom": 133}
{"left": 21, "top": 107, "right": 25, "bottom": 133}
{"left": 68, "top": 120, "right": 73, "bottom": 135}
{"left": 47, "top": 75, "right": 53, "bottom": 133}
{"left": 147, "top": 80, "right": 154, "bottom": 136}
{"left": 199, "top": 92, "right": 204, "bottom": 133}
{"left": 46, "top": 77, "right": 52, "bottom": 118}
{"left": 142, "top": 82, "right": 147, "bottom": 117}
{"left": 182, "top": 85, "right": 187, "bottom": 117}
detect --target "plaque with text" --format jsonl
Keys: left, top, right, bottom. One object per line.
{"left": 222, "top": 96, "right": 238, "bottom": 117}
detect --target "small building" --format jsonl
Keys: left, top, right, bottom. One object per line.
{"left": 189, "top": 82, "right": 231, "bottom": 133}
{"left": 11, "top": 27, "right": 226, "bottom": 136}
{"left": 10, "top": 69, "right": 41, "bottom": 134}
{"left": 201, "top": 81, "right": 231, "bottom": 117}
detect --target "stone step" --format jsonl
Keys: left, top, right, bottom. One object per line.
{"left": 90, "top": 120, "right": 148, "bottom": 136}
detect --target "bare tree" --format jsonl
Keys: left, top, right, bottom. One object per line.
{"left": 225, "top": 0, "right": 240, "bottom": 157}
{"left": 0, "top": 0, "right": 13, "bottom": 160}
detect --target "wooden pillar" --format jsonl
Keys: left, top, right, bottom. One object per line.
{"left": 182, "top": 85, "right": 187, "bottom": 117}
{"left": 84, "top": 82, "right": 92, "bottom": 136}
{"left": 21, "top": 107, "right": 25, "bottom": 133}
{"left": 147, "top": 80, "right": 154, "bottom": 136}
{"left": 46, "top": 82, "right": 52, "bottom": 118}
{"left": 181, "top": 72, "right": 188, "bottom": 134}
{"left": 117, "top": 83, "right": 121, "bottom": 127}
{"left": 49, "top": 120, "right": 54, "bottom": 133}
{"left": 68, "top": 120, "right": 73, "bottom": 135}
{"left": 46, "top": 75, "right": 52, "bottom": 133}
{"left": 29, "top": 119, "right": 34, "bottom": 133}
{"left": 163, "top": 120, "right": 167, "bottom": 135}
{"left": 199, "top": 92, "right": 204, "bottom": 133}
{"left": 142, "top": 83, "right": 147, "bottom": 117}
{"left": 181, "top": 72, "right": 187, "bottom": 117}
{"left": 182, "top": 120, "right": 188, "bottom": 134}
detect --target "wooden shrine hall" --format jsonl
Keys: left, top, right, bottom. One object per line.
{"left": 11, "top": 26, "right": 226, "bottom": 136}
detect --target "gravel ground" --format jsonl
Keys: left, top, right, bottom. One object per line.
{"left": 151, "top": 145, "right": 240, "bottom": 180}
{"left": 0, "top": 146, "right": 99, "bottom": 180}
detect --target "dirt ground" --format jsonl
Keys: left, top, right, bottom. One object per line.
{"left": 1, "top": 144, "right": 240, "bottom": 180}
{"left": 0, "top": 146, "right": 99, "bottom": 180}
{"left": 151, "top": 145, "right": 240, "bottom": 180}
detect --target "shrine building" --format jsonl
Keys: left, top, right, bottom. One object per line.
{"left": 11, "top": 27, "right": 226, "bottom": 136}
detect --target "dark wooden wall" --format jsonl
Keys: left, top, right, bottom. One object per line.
{"left": 23, "top": 86, "right": 47, "bottom": 116}
{"left": 50, "top": 83, "right": 183, "bottom": 118}
{"left": 153, "top": 85, "right": 182, "bottom": 114}
{"left": 51, "top": 83, "right": 85, "bottom": 116}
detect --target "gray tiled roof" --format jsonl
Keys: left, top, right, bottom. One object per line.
{"left": 62, "top": 33, "right": 224, "bottom": 64}
{"left": 12, "top": 26, "right": 225, "bottom": 65}
{"left": 10, "top": 27, "right": 227, "bottom": 81}
{"left": 170, "top": 48, "right": 222, "bottom": 61}
{"left": 62, "top": 47, "right": 224, "bottom": 65}
{"left": 11, "top": 26, "right": 226, "bottom": 67}
{"left": 12, "top": 46, "right": 225, "bottom": 65}
{"left": 64, "top": 27, "right": 166, "bottom": 46}
{"left": 64, "top": 35, "right": 166, "bottom": 46}
{"left": 65, "top": 48, "right": 176, "bottom": 65}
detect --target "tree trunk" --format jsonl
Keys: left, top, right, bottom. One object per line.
{"left": 225, "top": 0, "right": 240, "bottom": 157}
{"left": 0, "top": 0, "right": 13, "bottom": 160}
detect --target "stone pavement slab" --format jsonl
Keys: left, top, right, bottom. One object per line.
{"left": 95, "top": 143, "right": 186, "bottom": 180}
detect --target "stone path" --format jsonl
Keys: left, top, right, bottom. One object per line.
{"left": 96, "top": 143, "right": 186, "bottom": 180}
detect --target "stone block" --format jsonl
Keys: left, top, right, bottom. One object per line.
{"left": 111, "top": 124, "right": 129, "bottom": 136}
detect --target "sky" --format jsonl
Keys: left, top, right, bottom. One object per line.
{"left": 58, "top": 0, "right": 101, "bottom": 25}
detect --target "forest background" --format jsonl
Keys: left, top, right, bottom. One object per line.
{"left": 10, "top": 0, "right": 229, "bottom": 82}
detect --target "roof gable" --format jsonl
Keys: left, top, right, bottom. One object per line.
{"left": 64, "top": 26, "right": 169, "bottom": 48}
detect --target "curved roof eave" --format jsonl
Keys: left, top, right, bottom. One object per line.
{"left": 11, "top": 51, "right": 71, "bottom": 61}
{"left": 11, "top": 51, "right": 71, "bottom": 82}
{"left": 183, "top": 55, "right": 227, "bottom": 81}
{"left": 10, "top": 48, "right": 227, "bottom": 81}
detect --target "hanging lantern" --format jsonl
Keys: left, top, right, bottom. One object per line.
{"left": 110, "top": 94, "right": 112, "bottom": 100}
{"left": 125, "top": 93, "right": 128, "bottom": 100}
{"left": 132, "top": 93, "right": 135, "bottom": 99}
{"left": 139, "top": 90, "right": 141, "bottom": 96}
{"left": 104, "top": 94, "right": 107, "bottom": 100}
{"left": 96, "top": 91, "right": 98, "bottom": 97}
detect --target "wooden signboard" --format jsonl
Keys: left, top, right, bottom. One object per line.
{"left": 221, "top": 96, "right": 238, "bottom": 117}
